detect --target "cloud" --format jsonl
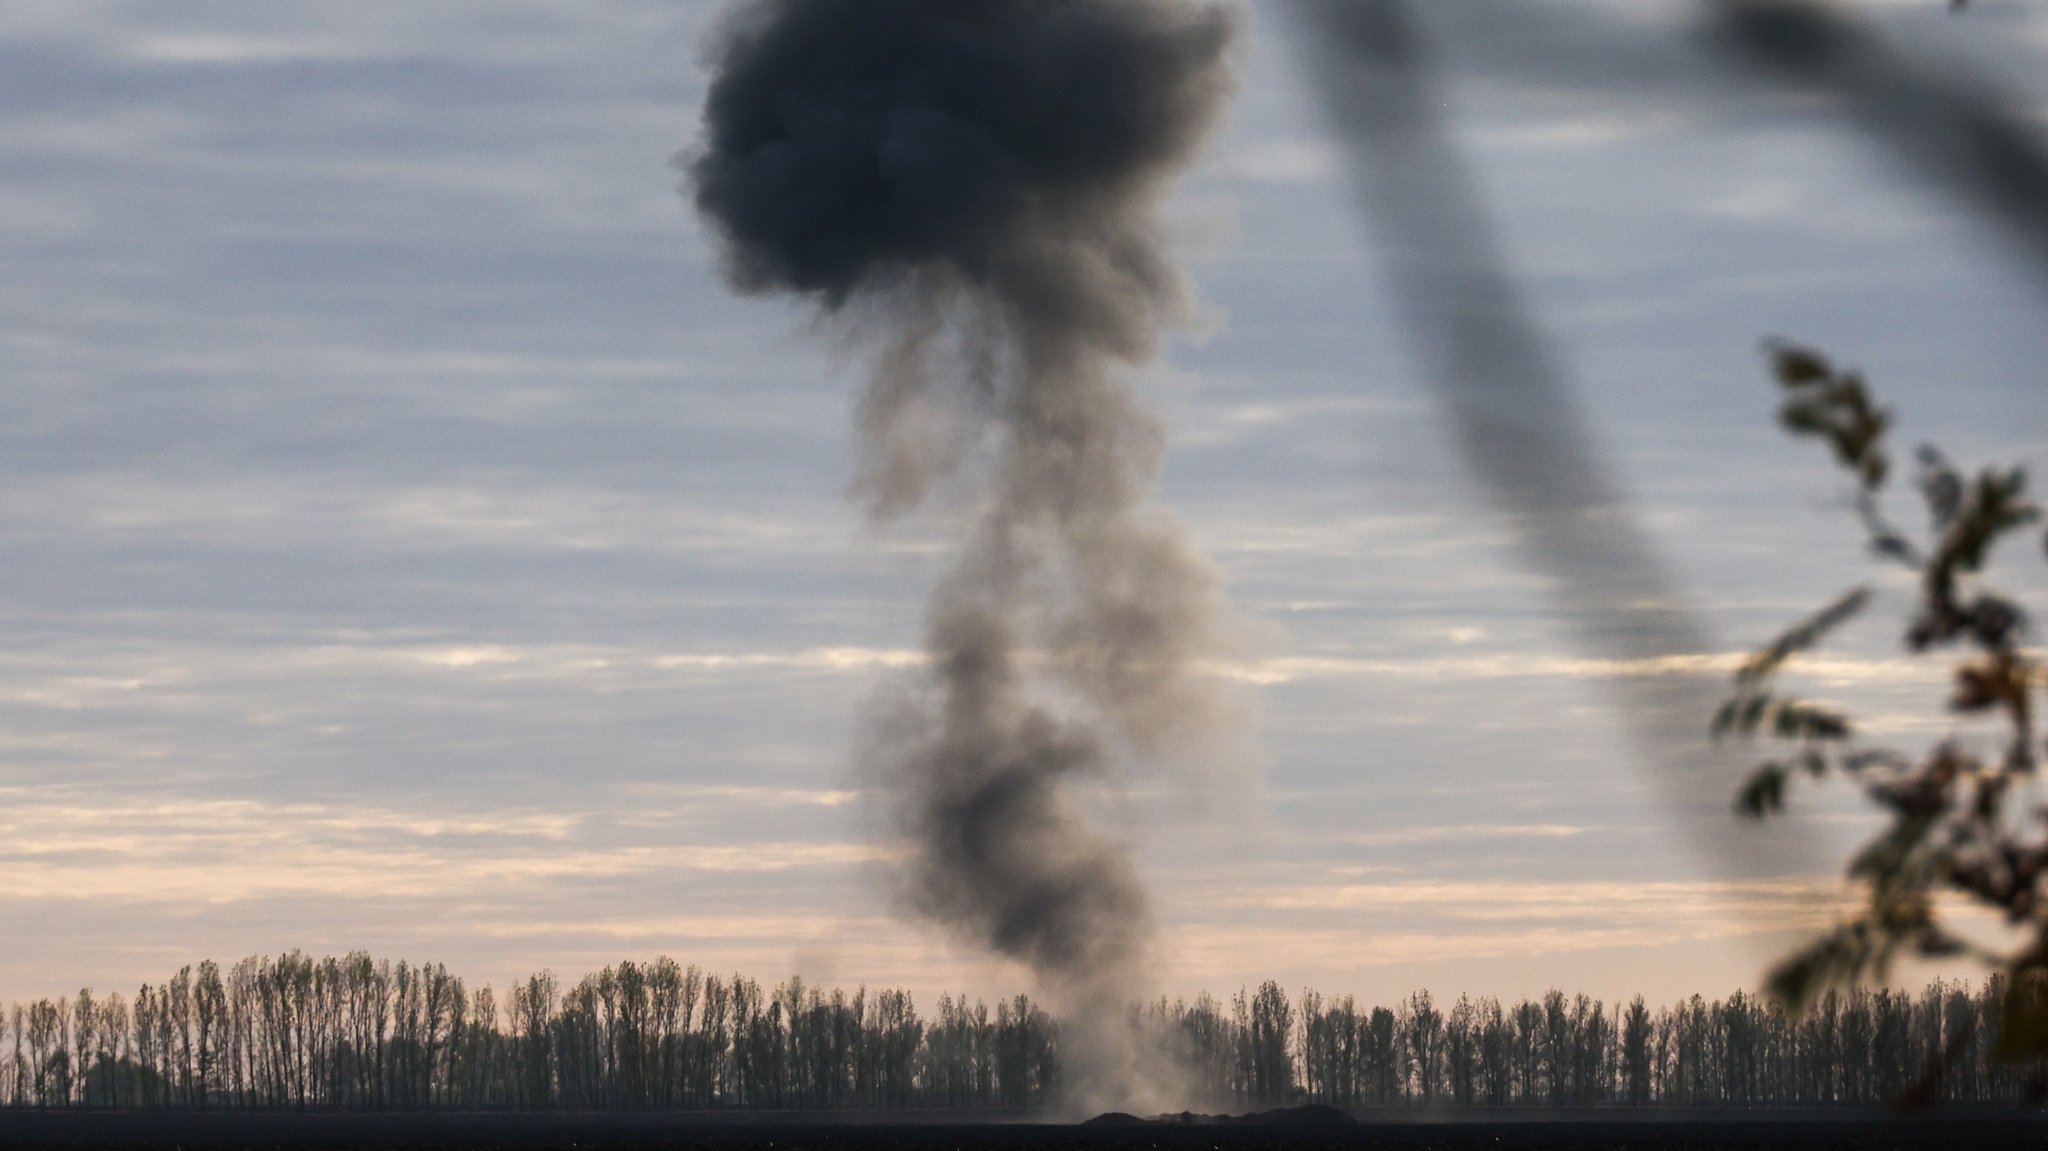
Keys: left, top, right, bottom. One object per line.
{"left": 120, "top": 33, "right": 375, "bottom": 64}
{"left": 611, "top": 782, "right": 861, "bottom": 810}
{"left": 1204, "top": 138, "right": 1342, "bottom": 184}
{"left": 1346, "top": 823, "right": 1589, "bottom": 847}
{"left": 0, "top": 788, "right": 892, "bottom": 905}
{"left": 1227, "top": 650, "right": 1950, "bottom": 689}
{"left": 1467, "top": 110, "right": 1688, "bottom": 153}
{"left": 0, "top": 0, "right": 2042, "bottom": 1012}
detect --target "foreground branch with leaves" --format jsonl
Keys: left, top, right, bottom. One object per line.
{"left": 1723, "top": 342, "right": 2048, "bottom": 1063}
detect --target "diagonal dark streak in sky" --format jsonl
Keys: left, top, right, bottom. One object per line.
{"left": 1284, "top": 0, "right": 1831, "bottom": 887}
{"left": 1705, "top": 0, "right": 2048, "bottom": 285}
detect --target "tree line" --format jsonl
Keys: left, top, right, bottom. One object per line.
{"left": 3, "top": 954, "right": 2041, "bottom": 1111}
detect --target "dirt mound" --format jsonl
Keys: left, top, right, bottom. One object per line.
{"left": 1230, "top": 1104, "right": 1357, "bottom": 1126}
{"left": 1085, "top": 1104, "right": 1357, "bottom": 1127}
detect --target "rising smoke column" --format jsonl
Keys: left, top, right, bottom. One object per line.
{"left": 690, "top": 0, "right": 1251, "bottom": 1111}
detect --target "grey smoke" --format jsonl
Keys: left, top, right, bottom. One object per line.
{"left": 691, "top": 0, "right": 1252, "bottom": 1112}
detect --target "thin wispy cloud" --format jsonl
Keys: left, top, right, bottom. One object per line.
{"left": 0, "top": 0, "right": 2043, "bottom": 1010}
{"left": 1346, "top": 823, "right": 1590, "bottom": 847}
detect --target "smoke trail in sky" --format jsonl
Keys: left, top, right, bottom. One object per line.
{"left": 690, "top": 0, "right": 1254, "bottom": 1112}
{"left": 1704, "top": 0, "right": 2048, "bottom": 282}
{"left": 1285, "top": 0, "right": 1831, "bottom": 885}
{"left": 1286, "top": 0, "right": 2048, "bottom": 895}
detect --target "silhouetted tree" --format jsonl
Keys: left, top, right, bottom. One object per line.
{"left": 10, "top": 951, "right": 2046, "bottom": 1111}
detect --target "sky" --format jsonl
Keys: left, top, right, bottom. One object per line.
{"left": 4, "top": 0, "right": 2047, "bottom": 1010}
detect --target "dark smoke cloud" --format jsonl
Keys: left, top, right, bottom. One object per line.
{"left": 695, "top": 0, "right": 1232, "bottom": 306}
{"left": 692, "top": 0, "right": 1255, "bottom": 1112}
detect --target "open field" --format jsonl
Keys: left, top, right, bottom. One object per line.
{"left": 0, "top": 1110, "right": 2043, "bottom": 1151}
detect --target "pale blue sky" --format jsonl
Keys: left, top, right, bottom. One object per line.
{"left": 3, "top": 0, "right": 2045, "bottom": 1008}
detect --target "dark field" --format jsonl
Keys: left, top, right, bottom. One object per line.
{"left": 0, "top": 1111, "right": 2043, "bottom": 1151}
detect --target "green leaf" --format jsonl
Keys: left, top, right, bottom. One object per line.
{"left": 1773, "top": 702, "right": 1852, "bottom": 741}
{"left": 1710, "top": 698, "right": 1742, "bottom": 740}
{"left": 1927, "top": 468, "right": 2042, "bottom": 591}
{"left": 1764, "top": 921, "right": 1875, "bottom": 1013}
{"left": 1767, "top": 342, "right": 1833, "bottom": 386}
{"left": 1779, "top": 403, "right": 1830, "bottom": 435}
{"left": 1915, "top": 928, "right": 1969, "bottom": 960}
{"left": 1737, "top": 588, "right": 1871, "bottom": 688}
{"left": 1848, "top": 815, "right": 1938, "bottom": 884}
{"left": 1736, "top": 764, "right": 1789, "bottom": 819}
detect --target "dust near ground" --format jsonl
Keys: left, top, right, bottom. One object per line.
{"left": 0, "top": 1109, "right": 2041, "bottom": 1150}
